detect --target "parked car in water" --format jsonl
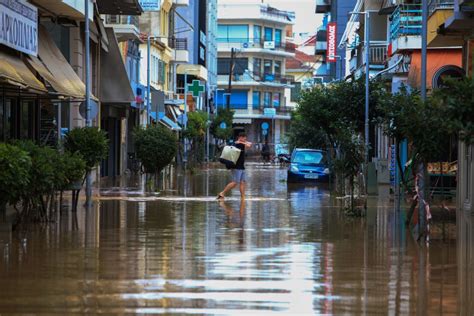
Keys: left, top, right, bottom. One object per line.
{"left": 287, "top": 149, "right": 330, "bottom": 183}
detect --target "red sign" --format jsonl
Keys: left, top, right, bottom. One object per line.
{"left": 326, "top": 22, "right": 337, "bottom": 63}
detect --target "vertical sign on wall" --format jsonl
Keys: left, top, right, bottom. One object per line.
{"left": 326, "top": 22, "right": 337, "bottom": 63}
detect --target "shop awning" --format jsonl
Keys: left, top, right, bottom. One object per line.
{"left": 26, "top": 27, "right": 97, "bottom": 100}
{"left": 160, "top": 115, "right": 182, "bottom": 131}
{"left": 0, "top": 51, "right": 47, "bottom": 93}
{"left": 177, "top": 64, "right": 208, "bottom": 82}
{"left": 100, "top": 28, "right": 135, "bottom": 104}
{"left": 96, "top": 0, "right": 143, "bottom": 15}
{"left": 408, "top": 49, "right": 462, "bottom": 89}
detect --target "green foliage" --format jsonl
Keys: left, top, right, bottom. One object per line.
{"left": 0, "top": 143, "right": 31, "bottom": 206}
{"left": 64, "top": 127, "right": 109, "bottom": 171}
{"left": 58, "top": 152, "right": 87, "bottom": 189}
{"left": 15, "top": 141, "right": 59, "bottom": 197}
{"left": 433, "top": 76, "right": 474, "bottom": 144}
{"left": 210, "top": 108, "right": 234, "bottom": 141}
{"left": 376, "top": 85, "right": 450, "bottom": 163}
{"left": 183, "top": 110, "right": 208, "bottom": 140}
{"left": 134, "top": 125, "right": 178, "bottom": 174}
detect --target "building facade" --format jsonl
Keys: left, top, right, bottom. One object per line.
{"left": 217, "top": 2, "right": 296, "bottom": 150}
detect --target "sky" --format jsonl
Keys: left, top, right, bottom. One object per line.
{"left": 219, "top": 0, "right": 323, "bottom": 41}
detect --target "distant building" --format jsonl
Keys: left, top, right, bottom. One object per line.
{"left": 217, "top": 1, "right": 296, "bottom": 150}
{"left": 285, "top": 50, "right": 319, "bottom": 107}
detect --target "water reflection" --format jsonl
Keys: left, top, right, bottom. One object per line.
{"left": 0, "top": 165, "right": 468, "bottom": 314}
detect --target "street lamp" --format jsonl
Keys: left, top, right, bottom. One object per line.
{"left": 349, "top": 10, "right": 378, "bottom": 193}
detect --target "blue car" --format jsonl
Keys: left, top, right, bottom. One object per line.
{"left": 287, "top": 149, "right": 330, "bottom": 183}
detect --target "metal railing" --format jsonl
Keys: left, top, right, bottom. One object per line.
{"left": 369, "top": 45, "right": 388, "bottom": 65}
{"left": 428, "top": 0, "right": 455, "bottom": 16}
{"left": 217, "top": 38, "right": 296, "bottom": 53}
{"left": 390, "top": 4, "right": 422, "bottom": 41}
{"left": 260, "top": 6, "right": 295, "bottom": 21}
{"left": 169, "top": 38, "right": 188, "bottom": 50}
{"left": 105, "top": 15, "right": 139, "bottom": 28}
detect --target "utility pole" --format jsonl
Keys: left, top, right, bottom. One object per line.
{"left": 364, "top": 11, "right": 370, "bottom": 172}
{"left": 226, "top": 47, "right": 235, "bottom": 110}
{"left": 147, "top": 35, "right": 151, "bottom": 126}
{"left": 84, "top": 0, "right": 92, "bottom": 206}
{"left": 418, "top": 0, "right": 428, "bottom": 242}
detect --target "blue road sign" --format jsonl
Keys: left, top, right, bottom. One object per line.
{"left": 219, "top": 122, "right": 227, "bottom": 129}
{"left": 262, "top": 129, "right": 268, "bottom": 136}
{"left": 261, "top": 122, "right": 269, "bottom": 130}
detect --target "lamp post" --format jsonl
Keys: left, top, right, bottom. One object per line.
{"left": 84, "top": 0, "right": 92, "bottom": 205}
{"left": 349, "top": 10, "right": 377, "bottom": 193}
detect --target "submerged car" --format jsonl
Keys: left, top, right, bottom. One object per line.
{"left": 287, "top": 149, "right": 330, "bottom": 183}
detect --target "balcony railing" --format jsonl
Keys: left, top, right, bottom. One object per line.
{"left": 105, "top": 15, "right": 139, "bottom": 29}
{"left": 369, "top": 45, "right": 388, "bottom": 65}
{"left": 390, "top": 4, "right": 422, "bottom": 41}
{"left": 252, "top": 72, "right": 294, "bottom": 84}
{"left": 217, "top": 37, "right": 296, "bottom": 53}
{"left": 260, "top": 6, "right": 295, "bottom": 22}
{"left": 428, "top": 0, "right": 454, "bottom": 16}
{"left": 169, "top": 38, "right": 188, "bottom": 50}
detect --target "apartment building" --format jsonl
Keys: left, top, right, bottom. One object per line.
{"left": 216, "top": 2, "right": 296, "bottom": 149}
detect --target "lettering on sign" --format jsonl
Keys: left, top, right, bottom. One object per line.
{"left": 326, "top": 22, "right": 337, "bottom": 63}
{"left": 0, "top": 0, "right": 38, "bottom": 56}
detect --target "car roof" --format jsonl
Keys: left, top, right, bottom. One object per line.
{"left": 294, "top": 148, "right": 325, "bottom": 152}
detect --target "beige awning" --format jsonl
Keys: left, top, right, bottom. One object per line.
{"left": 100, "top": 28, "right": 135, "bottom": 104}
{"left": 0, "top": 51, "right": 47, "bottom": 93}
{"left": 26, "top": 26, "right": 97, "bottom": 101}
{"left": 177, "top": 64, "right": 208, "bottom": 82}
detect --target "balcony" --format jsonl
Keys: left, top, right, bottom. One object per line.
{"left": 315, "top": 29, "right": 327, "bottom": 55}
{"left": 104, "top": 15, "right": 140, "bottom": 41}
{"left": 217, "top": 72, "right": 294, "bottom": 87}
{"left": 173, "top": 0, "right": 189, "bottom": 6}
{"left": 315, "top": 0, "right": 331, "bottom": 14}
{"left": 217, "top": 38, "right": 296, "bottom": 56}
{"left": 368, "top": 44, "right": 388, "bottom": 65}
{"left": 389, "top": 4, "right": 422, "bottom": 54}
{"left": 169, "top": 38, "right": 189, "bottom": 62}
{"left": 260, "top": 6, "right": 295, "bottom": 24}
{"left": 427, "top": 0, "right": 462, "bottom": 47}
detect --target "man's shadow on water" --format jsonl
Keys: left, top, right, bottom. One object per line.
{"left": 219, "top": 200, "right": 246, "bottom": 246}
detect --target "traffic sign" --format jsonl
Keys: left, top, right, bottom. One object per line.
{"left": 219, "top": 122, "right": 227, "bottom": 129}
{"left": 79, "top": 100, "right": 99, "bottom": 120}
{"left": 261, "top": 122, "right": 269, "bottom": 130}
{"left": 262, "top": 129, "right": 268, "bottom": 136}
{"left": 178, "top": 114, "right": 188, "bottom": 125}
{"left": 187, "top": 80, "right": 205, "bottom": 97}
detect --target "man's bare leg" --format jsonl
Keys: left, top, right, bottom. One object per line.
{"left": 239, "top": 181, "right": 245, "bottom": 200}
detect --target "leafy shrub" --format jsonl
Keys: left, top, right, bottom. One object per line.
{"left": 64, "top": 127, "right": 109, "bottom": 172}
{"left": 0, "top": 143, "right": 31, "bottom": 206}
{"left": 134, "top": 125, "right": 178, "bottom": 174}
{"left": 58, "top": 152, "right": 87, "bottom": 190}
{"left": 210, "top": 108, "right": 234, "bottom": 141}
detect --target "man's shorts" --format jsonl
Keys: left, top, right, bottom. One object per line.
{"left": 231, "top": 169, "right": 246, "bottom": 183}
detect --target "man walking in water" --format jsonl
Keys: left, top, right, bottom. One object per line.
{"left": 218, "top": 133, "right": 252, "bottom": 200}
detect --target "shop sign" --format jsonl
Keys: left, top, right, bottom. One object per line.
{"left": 0, "top": 0, "right": 38, "bottom": 56}
{"left": 139, "top": 0, "right": 160, "bottom": 11}
{"left": 326, "top": 22, "right": 337, "bottom": 63}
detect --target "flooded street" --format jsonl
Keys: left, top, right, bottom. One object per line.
{"left": 0, "top": 165, "right": 471, "bottom": 314}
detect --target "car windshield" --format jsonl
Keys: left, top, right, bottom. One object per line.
{"left": 293, "top": 151, "right": 324, "bottom": 164}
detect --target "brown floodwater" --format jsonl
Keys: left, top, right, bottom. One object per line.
{"left": 0, "top": 164, "right": 472, "bottom": 314}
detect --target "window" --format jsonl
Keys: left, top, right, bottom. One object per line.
{"left": 264, "top": 59, "right": 272, "bottom": 75}
{"left": 264, "top": 92, "right": 271, "bottom": 107}
{"left": 275, "top": 29, "right": 282, "bottom": 47}
{"left": 229, "top": 90, "right": 248, "bottom": 109}
{"left": 252, "top": 91, "right": 261, "bottom": 109}
{"left": 217, "top": 24, "right": 249, "bottom": 42}
{"left": 274, "top": 60, "right": 281, "bottom": 77}
{"left": 291, "top": 82, "right": 302, "bottom": 102}
{"left": 293, "top": 151, "right": 325, "bottom": 164}
{"left": 253, "top": 58, "right": 262, "bottom": 77}
{"left": 254, "top": 25, "right": 262, "bottom": 43}
{"left": 218, "top": 58, "right": 248, "bottom": 75}
{"left": 273, "top": 93, "right": 281, "bottom": 107}
{"left": 264, "top": 27, "right": 273, "bottom": 42}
